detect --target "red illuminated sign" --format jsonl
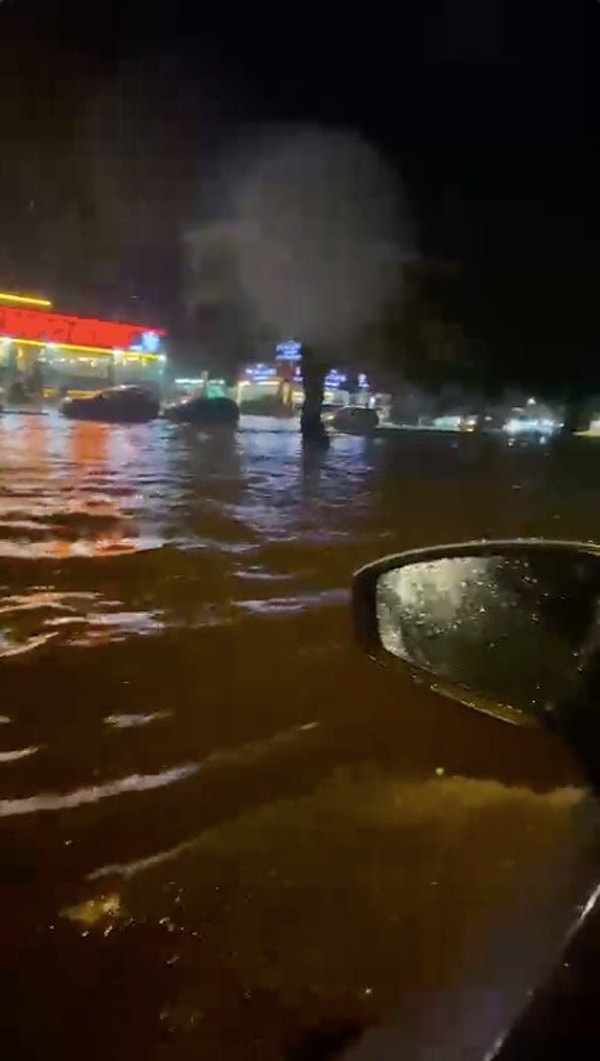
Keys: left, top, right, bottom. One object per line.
{"left": 0, "top": 305, "right": 165, "bottom": 350}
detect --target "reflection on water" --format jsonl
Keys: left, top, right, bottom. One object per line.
{"left": 104, "top": 712, "right": 172, "bottom": 730}
{"left": 0, "top": 589, "right": 164, "bottom": 651}
{"left": 0, "top": 762, "right": 198, "bottom": 817}
{"left": 0, "top": 745, "right": 38, "bottom": 763}
{"left": 62, "top": 893, "right": 122, "bottom": 928}
{"left": 0, "top": 415, "right": 161, "bottom": 559}
{"left": 0, "top": 413, "right": 599, "bottom": 1058}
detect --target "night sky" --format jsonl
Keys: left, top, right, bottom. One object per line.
{"left": 0, "top": 1, "right": 595, "bottom": 355}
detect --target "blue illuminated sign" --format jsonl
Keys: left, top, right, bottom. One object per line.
{"left": 325, "top": 369, "right": 347, "bottom": 389}
{"left": 292, "top": 366, "right": 354, "bottom": 390}
{"left": 129, "top": 330, "right": 161, "bottom": 354}
{"left": 245, "top": 363, "right": 278, "bottom": 382}
{"left": 275, "top": 340, "right": 302, "bottom": 362}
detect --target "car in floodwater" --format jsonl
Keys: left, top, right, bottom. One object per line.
{"left": 61, "top": 385, "right": 160, "bottom": 424}
{"left": 325, "top": 405, "right": 379, "bottom": 435}
{"left": 161, "top": 394, "right": 240, "bottom": 427}
{"left": 502, "top": 408, "right": 561, "bottom": 443}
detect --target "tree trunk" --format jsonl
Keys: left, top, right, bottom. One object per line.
{"left": 300, "top": 347, "right": 329, "bottom": 446}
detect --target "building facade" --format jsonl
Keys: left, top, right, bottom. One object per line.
{"left": 0, "top": 290, "right": 167, "bottom": 399}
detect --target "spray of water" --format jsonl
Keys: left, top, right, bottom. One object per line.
{"left": 186, "top": 125, "right": 413, "bottom": 356}
{"left": 232, "top": 126, "right": 412, "bottom": 349}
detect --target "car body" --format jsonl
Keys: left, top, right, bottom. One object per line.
{"left": 161, "top": 395, "right": 240, "bottom": 427}
{"left": 327, "top": 406, "right": 379, "bottom": 435}
{"left": 503, "top": 412, "right": 560, "bottom": 442}
{"left": 61, "top": 386, "right": 160, "bottom": 424}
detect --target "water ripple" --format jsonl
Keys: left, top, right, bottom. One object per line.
{"left": 0, "top": 590, "right": 165, "bottom": 654}
{"left": 0, "top": 746, "right": 39, "bottom": 763}
{"left": 233, "top": 589, "right": 349, "bottom": 615}
{"left": 0, "top": 763, "right": 198, "bottom": 818}
{"left": 104, "top": 712, "right": 172, "bottom": 730}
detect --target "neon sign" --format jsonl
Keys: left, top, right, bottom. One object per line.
{"left": 0, "top": 305, "right": 165, "bottom": 351}
{"left": 291, "top": 368, "right": 368, "bottom": 390}
{"left": 129, "top": 330, "right": 162, "bottom": 354}
{"left": 275, "top": 340, "right": 302, "bottom": 362}
{"left": 245, "top": 363, "right": 278, "bottom": 382}
{"left": 0, "top": 291, "right": 53, "bottom": 308}
{"left": 325, "top": 369, "right": 347, "bottom": 389}
{"left": 291, "top": 367, "right": 348, "bottom": 389}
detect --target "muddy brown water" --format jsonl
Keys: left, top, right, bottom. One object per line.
{"left": 0, "top": 412, "right": 596, "bottom": 1058}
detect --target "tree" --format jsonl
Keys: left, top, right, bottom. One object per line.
{"left": 184, "top": 237, "right": 471, "bottom": 434}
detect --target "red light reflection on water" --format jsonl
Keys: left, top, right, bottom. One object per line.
{"left": 0, "top": 416, "right": 142, "bottom": 558}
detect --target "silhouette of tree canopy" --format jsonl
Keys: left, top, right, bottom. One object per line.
{"left": 460, "top": 159, "right": 600, "bottom": 429}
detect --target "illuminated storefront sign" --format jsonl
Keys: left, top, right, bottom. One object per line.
{"left": 275, "top": 340, "right": 302, "bottom": 362}
{"left": 129, "top": 330, "right": 162, "bottom": 354}
{"left": 245, "top": 364, "right": 278, "bottom": 382}
{"left": 0, "top": 305, "right": 165, "bottom": 351}
{"left": 247, "top": 362, "right": 370, "bottom": 392}
{"left": 292, "top": 367, "right": 349, "bottom": 390}
{"left": 325, "top": 370, "right": 347, "bottom": 388}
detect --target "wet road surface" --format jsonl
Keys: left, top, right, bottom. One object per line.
{"left": 0, "top": 412, "right": 596, "bottom": 1058}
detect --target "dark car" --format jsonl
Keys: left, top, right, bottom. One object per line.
{"left": 162, "top": 395, "right": 240, "bottom": 427}
{"left": 61, "top": 386, "right": 160, "bottom": 424}
{"left": 328, "top": 405, "right": 379, "bottom": 435}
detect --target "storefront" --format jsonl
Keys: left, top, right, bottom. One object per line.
{"left": 236, "top": 363, "right": 282, "bottom": 407}
{"left": 237, "top": 339, "right": 377, "bottom": 412}
{"left": 172, "top": 379, "right": 232, "bottom": 398}
{"left": 0, "top": 291, "right": 166, "bottom": 399}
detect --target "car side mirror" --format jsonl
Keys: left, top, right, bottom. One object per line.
{"left": 352, "top": 539, "right": 600, "bottom": 790}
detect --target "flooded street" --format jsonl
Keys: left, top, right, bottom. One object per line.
{"left": 0, "top": 412, "right": 597, "bottom": 1058}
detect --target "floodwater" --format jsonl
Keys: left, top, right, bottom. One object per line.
{"left": 0, "top": 411, "right": 597, "bottom": 1059}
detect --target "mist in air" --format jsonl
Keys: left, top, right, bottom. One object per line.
{"left": 187, "top": 125, "right": 414, "bottom": 350}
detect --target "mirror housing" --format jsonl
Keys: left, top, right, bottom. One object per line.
{"left": 353, "top": 539, "right": 600, "bottom": 789}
